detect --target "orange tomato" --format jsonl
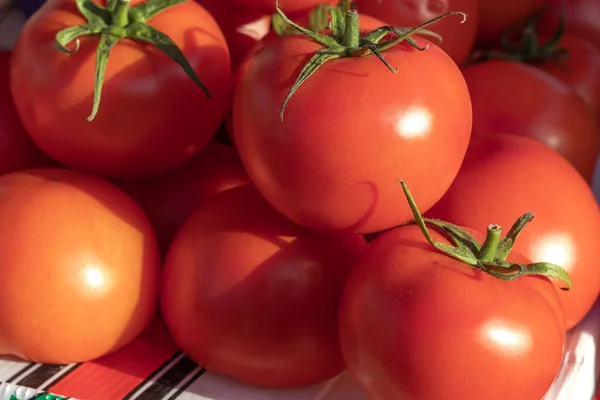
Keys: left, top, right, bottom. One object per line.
{"left": 0, "top": 168, "right": 161, "bottom": 363}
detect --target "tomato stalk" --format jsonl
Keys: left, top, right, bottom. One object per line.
{"left": 54, "top": 0, "right": 211, "bottom": 122}
{"left": 468, "top": 5, "right": 570, "bottom": 70}
{"left": 273, "top": 0, "right": 466, "bottom": 119}
{"left": 397, "top": 180, "right": 572, "bottom": 289}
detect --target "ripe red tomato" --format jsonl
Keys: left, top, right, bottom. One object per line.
{"left": 10, "top": 0, "right": 232, "bottom": 179}
{"left": 0, "top": 168, "right": 161, "bottom": 363}
{"left": 539, "top": 0, "right": 600, "bottom": 50}
{"left": 197, "top": 0, "right": 271, "bottom": 71}
{"left": 162, "top": 185, "right": 366, "bottom": 387}
{"left": 353, "top": 0, "right": 479, "bottom": 66}
{"left": 232, "top": 0, "right": 337, "bottom": 16}
{"left": 476, "top": 0, "right": 536, "bottom": 45}
{"left": 427, "top": 134, "right": 600, "bottom": 330}
{"left": 339, "top": 223, "right": 566, "bottom": 400}
{"left": 0, "top": 51, "right": 56, "bottom": 175}
{"left": 233, "top": 28, "right": 472, "bottom": 234}
{"left": 119, "top": 141, "right": 250, "bottom": 256}
{"left": 540, "top": 35, "right": 600, "bottom": 125}
{"left": 461, "top": 60, "right": 600, "bottom": 182}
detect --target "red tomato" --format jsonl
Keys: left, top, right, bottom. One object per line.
{"left": 0, "top": 51, "right": 56, "bottom": 174}
{"left": 353, "top": 0, "right": 479, "bottom": 66}
{"left": 339, "top": 223, "right": 566, "bottom": 400}
{"left": 232, "top": 0, "right": 337, "bottom": 16}
{"left": 197, "top": 0, "right": 271, "bottom": 71}
{"left": 540, "top": 34, "right": 600, "bottom": 126}
{"left": 476, "top": 0, "right": 537, "bottom": 45}
{"left": 0, "top": 168, "right": 161, "bottom": 363}
{"left": 10, "top": 0, "right": 232, "bottom": 179}
{"left": 119, "top": 141, "right": 250, "bottom": 256}
{"left": 162, "top": 185, "right": 366, "bottom": 387}
{"left": 427, "top": 134, "right": 600, "bottom": 330}
{"left": 233, "top": 30, "right": 472, "bottom": 234}
{"left": 462, "top": 60, "right": 600, "bottom": 182}
{"left": 539, "top": 0, "right": 600, "bottom": 50}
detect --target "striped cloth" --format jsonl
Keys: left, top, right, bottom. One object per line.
{"left": 0, "top": 300, "right": 598, "bottom": 400}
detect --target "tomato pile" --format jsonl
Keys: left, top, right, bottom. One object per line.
{"left": 1, "top": 0, "right": 599, "bottom": 398}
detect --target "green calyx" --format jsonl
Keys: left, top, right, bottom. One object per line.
{"left": 273, "top": 0, "right": 466, "bottom": 120}
{"left": 397, "top": 180, "right": 572, "bottom": 290}
{"left": 55, "top": 0, "right": 210, "bottom": 122}
{"left": 271, "top": 0, "right": 352, "bottom": 37}
{"left": 470, "top": 5, "right": 569, "bottom": 69}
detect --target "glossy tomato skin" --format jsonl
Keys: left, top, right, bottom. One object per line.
{"left": 353, "top": 0, "right": 479, "bottom": 66}
{"left": 197, "top": 0, "right": 271, "bottom": 71}
{"left": 541, "top": 35, "right": 600, "bottom": 123}
{"left": 119, "top": 141, "right": 250, "bottom": 257}
{"left": 539, "top": 0, "right": 600, "bottom": 51}
{"left": 462, "top": 60, "right": 600, "bottom": 182}
{"left": 232, "top": 0, "right": 337, "bottom": 16}
{"left": 0, "top": 51, "right": 56, "bottom": 175}
{"left": 339, "top": 224, "right": 565, "bottom": 400}
{"left": 476, "top": 0, "right": 537, "bottom": 45}
{"left": 162, "top": 185, "right": 367, "bottom": 388}
{"left": 10, "top": 0, "right": 232, "bottom": 179}
{"left": 233, "top": 35, "right": 472, "bottom": 234}
{"left": 0, "top": 168, "right": 161, "bottom": 363}
{"left": 427, "top": 134, "right": 600, "bottom": 330}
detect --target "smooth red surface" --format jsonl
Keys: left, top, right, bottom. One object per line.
{"left": 232, "top": 0, "right": 337, "bottom": 16}
{"left": 339, "top": 223, "right": 565, "bottom": 400}
{"left": 233, "top": 34, "right": 472, "bottom": 234}
{"left": 427, "top": 134, "right": 600, "bottom": 330}
{"left": 462, "top": 60, "right": 600, "bottom": 182}
{"left": 162, "top": 185, "right": 367, "bottom": 388}
{"left": 10, "top": 0, "right": 232, "bottom": 179}
{"left": 476, "top": 0, "right": 537, "bottom": 45}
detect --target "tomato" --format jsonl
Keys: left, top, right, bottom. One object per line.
{"left": 232, "top": 0, "right": 337, "bottom": 16}
{"left": 540, "top": 35, "right": 600, "bottom": 125}
{"left": 119, "top": 141, "right": 250, "bottom": 257}
{"left": 476, "top": 0, "right": 537, "bottom": 45}
{"left": 161, "top": 185, "right": 366, "bottom": 387}
{"left": 461, "top": 60, "right": 600, "bottom": 182}
{"left": 10, "top": 0, "right": 232, "bottom": 179}
{"left": 427, "top": 133, "right": 600, "bottom": 330}
{"left": 0, "top": 168, "right": 161, "bottom": 363}
{"left": 197, "top": 0, "right": 271, "bottom": 71}
{"left": 339, "top": 222, "right": 566, "bottom": 400}
{"left": 233, "top": 20, "right": 472, "bottom": 234}
{"left": 0, "top": 51, "right": 56, "bottom": 175}
{"left": 353, "top": 0, "right": 479, "bottom": 66}
{"left": 539, "top": 0, "right": 600, "bottom": 50}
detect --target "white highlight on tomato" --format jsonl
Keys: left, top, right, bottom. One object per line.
{"left": 82, "top": 265, "right": 106, "bottom": 289}
{"left": 530, "top": 233, "right": 576, "bottom": 269}
{"left": 482, "top": 320, "right": 531, "bottom": 353}
{"left": 236, "top": 16, "right": 271, "bottom": 41}
{"left": 396, "top": 106, "right": 432, "bottom": 139}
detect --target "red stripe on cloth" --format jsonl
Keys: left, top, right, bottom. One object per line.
{"left": 48, "top": 317, "right": 179, "bottom": 400}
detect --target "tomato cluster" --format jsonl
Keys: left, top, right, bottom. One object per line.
{"left": 0, "top": 0, "right": 599, "bottom": 399}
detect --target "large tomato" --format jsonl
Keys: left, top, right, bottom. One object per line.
{"left": 233, "top": 20, "right": 472, "bottom": 234}
{"left": 119, "top": 141, "right": 250, "bottom": 257}
{"left": 197, "top": 0, "right": 271, "bottom": 71}
{"left": 232, "top": 0, "right": 337, "bottom": 16}
{"left": 10, "top": 0, "right": 232, "bottom": 179}
{"left": 427, "top": 134, "right": 600, "bottom": 330}
{"left": 162, "top": 185, "right": 366, "bottom": 387}
{"left": 353, "top": 0, "right": 479, "bottom": 66}
{"left": 0, "top": 168, "right": 161, "bottom": 364}
{"left": 539, "top": 0, "right": 600, "bottom": 50}
{"left": 0, "top": 51, "right": 56, "bottom": 175}
{"left": 461, "top": 60, "right": 600, "bottom": 182}
{"left": 540, "top": 34, "right": 600, "bottom": 125}
{"left": 476, "top": 0, "right": 537, "bottom": 45}
{"left": 339, "top": 222, "right": 566, "bottom": 400}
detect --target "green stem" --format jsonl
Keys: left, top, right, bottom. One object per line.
{"left": 111, "top": 0, "right": 130, "bottom": 27}
{"left": 342, "top": 9, "right": 360, "bottom": 48}
{"left": 477, "top": 224, "right": 502, "bottom": 262}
